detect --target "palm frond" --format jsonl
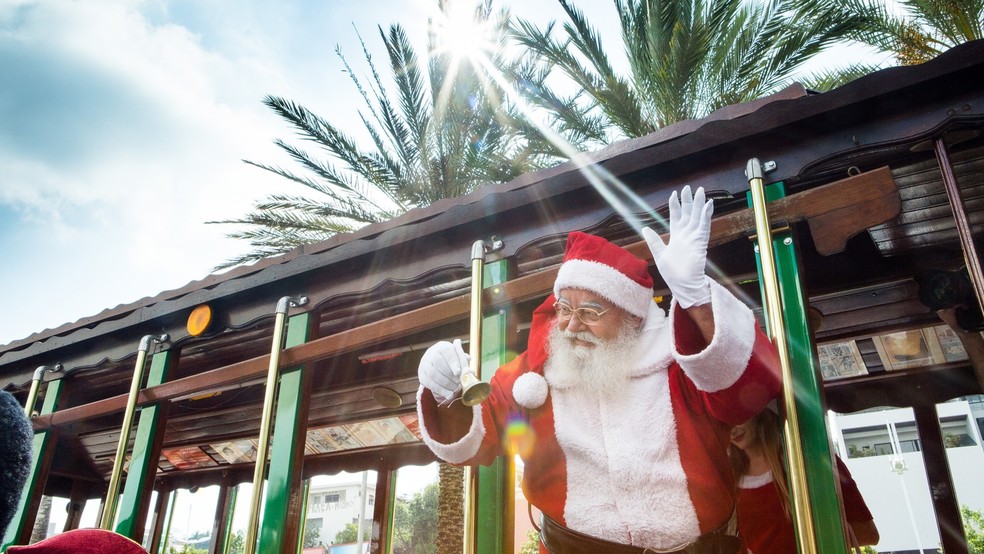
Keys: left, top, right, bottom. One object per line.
{"left": 797, "top": 62, "right": 883, "bottom": 92}
{"left": 220, "top": 0, "right": 551, "bottom": 268}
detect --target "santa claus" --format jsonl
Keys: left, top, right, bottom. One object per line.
{"left": 417, "top": 186, "right": 782, "bottom": 553}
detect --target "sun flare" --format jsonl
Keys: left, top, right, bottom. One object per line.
{"left": 424, "top": 1, "right": 742, "bottom": 303}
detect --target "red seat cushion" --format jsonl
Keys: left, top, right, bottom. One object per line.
{"left": 6, "top": 529, "right": 149, "bottom": 553}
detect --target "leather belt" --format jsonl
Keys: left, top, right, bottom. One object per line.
{"left": 539, "top": 514, "right": 740, "bottom": 554}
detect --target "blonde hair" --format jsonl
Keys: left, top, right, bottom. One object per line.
{"left": 729, "top": 408, "right": 791, "bottom": 519}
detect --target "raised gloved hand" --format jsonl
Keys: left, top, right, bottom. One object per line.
{"left": 418, "top": 339, "right": 470, "bottom": 404}
{"left": 642, "top": 185, "right": 714, "bottom": 308}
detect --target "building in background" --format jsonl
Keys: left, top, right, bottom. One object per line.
{"left": 833, "top": 398, "right": 984, "bottom": 553}
{"left": 303, "top": 475, "right": 376, "bottom": 549}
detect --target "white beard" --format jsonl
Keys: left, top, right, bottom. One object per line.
{"left": 544, "top": 322, "right": 643, "bottom": 397}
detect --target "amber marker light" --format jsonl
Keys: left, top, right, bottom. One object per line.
{"left": 187, "top": 304, "right": 213, "bottom": 336}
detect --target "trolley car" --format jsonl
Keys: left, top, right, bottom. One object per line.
{"left": 3, "top": 39, "right": 984, "bottom": 554}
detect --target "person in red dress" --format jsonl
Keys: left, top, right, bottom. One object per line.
{"left": 729, "top": 408, "right": 879, "bottom": 553}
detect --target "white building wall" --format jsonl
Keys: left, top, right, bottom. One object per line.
{"left": 304, "top": 477, "right": 375, "bottom": 548}
{"left": 835, "top": 402, "right": 984, "bottom": 553}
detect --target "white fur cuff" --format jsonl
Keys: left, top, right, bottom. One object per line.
{"left": 416, "top": 386, "right": 486, "bottom": 464}
{"left": 671, "top": 280, "right": 756, "bottom": 392}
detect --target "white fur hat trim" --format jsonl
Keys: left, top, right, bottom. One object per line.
{"left": 554, "top": 259, "right": 652, "bottom": 319}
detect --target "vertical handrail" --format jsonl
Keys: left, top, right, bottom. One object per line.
{"left": 746, "top": 158, "right": 817, "bottom": 553}
{"left": 245, "top": 295, "right": 307, "bottom": 554}
{"left": 462, "top": 240, "right": 491, "bottom": 554}
{"left": 474, "top": 254, "right": 514, "bottom": 553}
{"left": 100, "top": 334, "right": 167, "bottom": 529}
{"left": 461, "top": 241, "right": 492, "bottom": 407}
{"left": 23, "top": 364, "right": 61, "bottom": 417}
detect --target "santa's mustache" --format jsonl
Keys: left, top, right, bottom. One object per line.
{"left": 560, "top": 330, "right": 602, "bottom": 345}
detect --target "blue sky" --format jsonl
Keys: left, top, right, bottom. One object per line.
{"left": 0, "top": 0, "right": 613, "bottom": 345}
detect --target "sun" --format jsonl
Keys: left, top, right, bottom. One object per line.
{"left": 427, "top": 0, "right": 500, "bottom": 65}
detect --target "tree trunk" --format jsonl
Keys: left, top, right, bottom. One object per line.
{"left": 436, "top": 463, "right": 463, "bottom": 554}
{"left": 30, "top": 495, "right": 52, "bottom": 544}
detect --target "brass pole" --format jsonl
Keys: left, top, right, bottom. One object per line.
{"left": 462, "top": 240, "right": 491, "bottom": 407}
{"left": 746, "top": 158, "right": 817, "bottom": 553}
{"left": 24, "top": 364, "right": 61, "bottom": 417}
{"left": 100, "top": 334, "right": 167, "bottom": 530}
{"left": 462, "top": 240, "right": 491, "bottom": 554}
{"left": 245, "top": 295, "right": 307, "bottom": 554}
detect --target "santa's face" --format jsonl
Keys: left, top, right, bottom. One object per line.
{"left": 546, "top": 292, "right": 643, "bottom": 396}
{"left": 554, "top": 288, "right": 637, "bottom": 343}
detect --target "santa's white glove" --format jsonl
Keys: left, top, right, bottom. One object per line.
{"left": 642, "top": 185, "right": 714, "bottom": 308}
{"left": 418, "top": 339, "right": 470, "bottom": 404}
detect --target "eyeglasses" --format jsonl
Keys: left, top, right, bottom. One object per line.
{"left": 553, "top": 301, "right": 611, "bottom": 325}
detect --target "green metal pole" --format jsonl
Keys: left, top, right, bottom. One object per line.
{"left": 748, "top": 175, "right": 848, "bottom": 553}
{"left": 477, "top": 258, "right": 515, "bottom": 554}
{"left": 257, "top": 310, "right": 313, "bottom": 552}
{"left": 2, "top": 378, "right": 64, "bottom": 550}
{"left": 115, "top": 349, "right": 176, "bottom": 539}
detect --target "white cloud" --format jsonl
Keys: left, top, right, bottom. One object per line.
{"left": 0, "top": 0, "right": 617, "bottom": 345}
{"left": 0, "top": 1, "right": 297, "bottom": 343}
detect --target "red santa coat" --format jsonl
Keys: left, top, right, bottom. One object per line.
{"left": 417, "top": 280, "right": 782, "bottom": 550}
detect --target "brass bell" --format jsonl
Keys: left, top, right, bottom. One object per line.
{"left": 460, "top": 371, "right": 490, "bottom": 406}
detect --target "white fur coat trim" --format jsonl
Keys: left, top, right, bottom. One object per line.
{"left": 549, "top": 363, "right": 700, "bottom": 549}
{"left": 415, "top": 386, "right": 485, "bottom": 464}
{"left": 739, "top": 470, "right": 775, "bottom": 489}
{"left": 670, "top": 279, "right": 756, "bottom": 393}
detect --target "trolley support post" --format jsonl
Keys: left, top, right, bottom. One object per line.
{"left": 258, "top": 306, "right": 313, "bottom": 552}
{"left": 476, "top": 241, "right": 514, "bottom": 554}
{"left": 101, "top": 334, "right": 168, "bottom": 530}
{"left": 2, "top": 378, "right": 65, "bottom": 549}
{"left": 245, "top": 295, "right": 307, "bottom": 554}
{"left": 462, "top": 240, "right": 490, "bottom": 554}
{"left": 747, "top": 158, "right": 847, "bottom": 553}
{"left": 115, "top": 348, "right": 178, "bottom": 540}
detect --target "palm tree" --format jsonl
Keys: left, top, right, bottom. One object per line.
{"left": 212, "top": 0, "right": 547, "bottom": 268}
{"left": 509, "top": 0, "right": 878, "bottom": 147}
{"left": 795, "top": 0, "right": 984, "bottom": 66}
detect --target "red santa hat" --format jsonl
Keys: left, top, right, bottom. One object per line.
{"left": 553, "top": 231, "right": 654, "bottom": 319}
